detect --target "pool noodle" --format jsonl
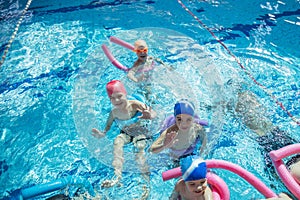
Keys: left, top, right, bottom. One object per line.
{"left": 162, "top": 159, "right": 277, "bottom": 198}
{"left": 269, "top": 143, "right": 300, "bottom": 161}
{"left": 270, "top": 144, "right": 300, "bottom": 199}
{"left": 110, "top": 36, "right": 135, "bottom": 50}
{"left": 7, "top": 176, "right": 95, "bottom": 199}
{"left": 101, "top": 44, "right": 129, "bottom": 72}
{"left": 207, "top": 172, "right": 230, "bottom": 200}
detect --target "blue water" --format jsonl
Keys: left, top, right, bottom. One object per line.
{"left": 1, "top": 0, "right": 300, "bottom": 199}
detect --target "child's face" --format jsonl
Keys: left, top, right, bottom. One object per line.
{"left": 175, "top": 114, "right": 193, "bottom": 131}
{"left": 135, "top": 45, "right": 148, "bottom": 61}
{"left": 109, "top": 92, "right": 127, "bottom": 109}
{"left": 185, "top": 178, "right": 208, "bottom": 196}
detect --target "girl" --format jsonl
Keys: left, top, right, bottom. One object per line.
{"left": 150, "top": 100, "right": 207, "bottom": 161}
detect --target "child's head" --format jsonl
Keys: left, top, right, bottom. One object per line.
{"left": 180, "top": 156, "right": 208, "bottom": 196}
{"left": 106, "top": 80, "right": 127, "bottom": 108}
{"left": 174, "top": 100, "right": 195, "bottom": 131}
{"left": 134, "top": 40, "right": 148, "bottom": 61}
{"left": 134, "top": 40, "right": 148, "bottom": 50}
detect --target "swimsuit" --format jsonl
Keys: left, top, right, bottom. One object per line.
{"left": 114, "top": 111, "right": 142, "bottom": 132}
{"left": 256, "top": 127, "right": 298, "bottom": 169}
{"left": 115, "top": 111, "right": 151, "bottom": 138}
{"left": 136, "top": 56, "right": 155, "bottom": 73}
{"left": 119, "top": 130, "right": 148, "bottom": 144}
{"left": 170, "top": 137, "right": 200, "bottom": 159}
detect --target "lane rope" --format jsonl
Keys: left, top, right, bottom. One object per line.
{"left": 0, "top": 0, "right": 33, "bottom": 67}
{"left": 177, "top": 0, "right": 300, "bottom": 126}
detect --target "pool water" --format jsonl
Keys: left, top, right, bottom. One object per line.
{"left": 1, "top": 0, "right": 300, "bottom": 199}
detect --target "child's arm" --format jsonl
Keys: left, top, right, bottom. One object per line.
{"left": 127, "top": 62, "right": 139, "bottom": 82}
{"left": 150, "top": 126, "right": 178, "bottom": 153}
{"left": 154, "top": 57, "right": 175, "bottom": 70}
{"left": 134, "top": 100, "right": 157, "bottom": 119}
{"left": 91, "top": 112, "right": 114, "bottom": 138}
{"left": 149, "top": 131, "right": 168, "bottom": 153}
{"left": 197, "top": 125, "right": 207, "bottom": 157}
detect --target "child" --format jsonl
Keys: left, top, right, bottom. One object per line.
{"left": 287, "top": 156, "right": 300, "bottom": 184}
{"left": 127, "top": 39, "right": 167, "bottom": 83}
{"left": 149, "top": 99, "right": 207, "bottom": 162}
{"left": 169, "top": 156, "right": 213, "bottom": 200}
{"left": 91, "top": 80, "right": 157, "bottom": 188}
{"left": 235, "top": 91, "right": 298, "bottom": 171}
{"left": 127, "top": 39, "right": 172, "bottom": 103}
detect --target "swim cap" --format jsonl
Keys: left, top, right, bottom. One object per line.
{"left": 181, "top": 156, "right": 207, "bottom": 181}
{"left": 174, "top": 99, "right": 195, "bottom": 116}
{"left": 106, "top": 80, "right": 127, "bottom": 97}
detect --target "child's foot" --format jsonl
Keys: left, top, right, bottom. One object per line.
{"left": 141, "top": 184, "right": 150, "bottom": 200}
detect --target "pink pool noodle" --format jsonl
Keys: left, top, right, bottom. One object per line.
{"left": 206, "top": 160, "right": 277, "bottom": 198}
{"left": 110, "top": 36, "right": 134, "bottom": 50}
{"left": 162, "top": 159, "right": 277, "bottom": 198}
{"left": 162, "top": 167, "right": 181, "bottom": 181}
{"left": 269, "top": 143, "right": 300, "bottom": 161}
{"left": 101, "top": 44, "right": 129, "bottom": 72}
{"left": 207, "top": 172, "right": 230, "bottom": 200}
{"left": 270, "top": 144, "right": 300, "bottom": 199}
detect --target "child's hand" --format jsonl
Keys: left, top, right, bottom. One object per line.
{"left": 91, "top": 128, "right": 105, "bottom": 138}
{"left": 137, "top": 74, "right": 145, "bottom": 82}
{"left": 164, "top": 131, "right": 178, "bottom": 148}
{"left": 138, "top": 105, "right": 156, "bottom": 119}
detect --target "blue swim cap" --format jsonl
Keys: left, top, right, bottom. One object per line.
{"left": 174, "top": 99, "right": 195, "bottom": 116}
{"left": 180, "top": 156, "right": 207, "bottom": 181}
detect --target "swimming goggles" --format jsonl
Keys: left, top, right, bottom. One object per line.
{"left": 133, "top": 48, "right": 148, "bottom": 53}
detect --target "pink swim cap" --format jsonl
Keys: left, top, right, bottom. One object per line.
{"left": 106, "top": 80, "right": 127, "bottom": 97}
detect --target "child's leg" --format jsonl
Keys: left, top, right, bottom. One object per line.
{"left": 113, "top": 133, "right": 131, "bottom": 176}
{"left": 102, "top": 133, "right": 131, "bottom": 188}
{"left": 133, "top": 134, "right": 150, "bottom": 200}
{"left": 133, "top": 134, "right": 149, "bottom": 181}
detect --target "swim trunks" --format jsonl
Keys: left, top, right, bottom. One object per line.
{"left": 256, "top": 127, "right": 298, "bottom": 169}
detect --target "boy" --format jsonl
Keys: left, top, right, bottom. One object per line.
{"left": 169, "top": 156, "right": 213, "bottom": 200}
{"left": 92, "top": 80, "right": 156, "bottom": 188}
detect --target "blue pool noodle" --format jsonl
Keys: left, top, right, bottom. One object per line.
{"left": 6, "top": 176, "right": 95, "bottom": 199}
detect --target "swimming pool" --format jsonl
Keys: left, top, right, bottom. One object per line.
{"left": 1, "top": 0, "right": 300, "bottom": 199}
